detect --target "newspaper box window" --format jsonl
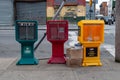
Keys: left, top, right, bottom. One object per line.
{"left": 15, "top": 20, "right": 38, "bottom": 65}
{"left": 47, "top": 20, "right": 68, "bottom": 64}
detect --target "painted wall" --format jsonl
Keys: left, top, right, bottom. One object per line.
{"left": 47, "top": 0, "right": 86, "bottom": 22}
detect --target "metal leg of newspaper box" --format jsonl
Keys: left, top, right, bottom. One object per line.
{"left": 17, "top": 43, "right": 38, "bottom": 65}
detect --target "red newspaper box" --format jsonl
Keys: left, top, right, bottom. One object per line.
{"left": 47, "top": 20, "right": 68, "bottom": 64}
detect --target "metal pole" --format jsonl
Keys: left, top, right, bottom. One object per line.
{"left": 90, "top": 7, "right": 92, "bottom": 20}
{"left": 34, "top": 0, "right": 66, "bottom": 51}
{"left": 93, "top": 0, "right": 96, "bottom": 19}
{"left": 52, "top": 0, "right": 66, "bottom": 20}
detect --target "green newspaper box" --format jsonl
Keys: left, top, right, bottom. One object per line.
{"left": 15, "top": 20, "right": 38, "bottom": 65}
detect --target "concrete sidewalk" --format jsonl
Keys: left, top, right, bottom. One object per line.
{"left": 0, "top": 24, "right": 119, "bottom": 80}
{"left": 0, "top": 51, "right": 120, "bottom": 80}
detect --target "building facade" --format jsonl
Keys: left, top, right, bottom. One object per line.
{"left": 47, "top": 0, "right": 86, "bottom": 23}
{"left": 100, "top": 2, "right": 108, "bottom": 16}
{"left": 108, "top": 0, "right": 112, "bottom": 17}
{"left": 108, "top": 0, "right": 116, "bottom": 20}
{"left": 0, "top": 0, "right": 46, "bottom": 26}
{"left": 15, "top": 0, "right": 46, "bottom": 25}
{"left": 0, "top": 0, "right": 86, "bottom": 26}
{"left": 0, "top": 0, "right": 14, "bottom": 26}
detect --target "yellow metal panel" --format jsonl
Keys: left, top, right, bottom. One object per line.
{"left": 82, "top": 46, "right": 102, "bottom": 66}
{"left": 60, "top": 7, "right": 66, "bottom": 17}
{"left": 47, "top": 7, "right": 54, "bottom": 17}
{"left": 89, "top": 0, "right": 93, "bottom": 7}
{"left": 78, "top": 20, "right": 105, "bottom": 25}
{"left": 78, "top": 20, "right": 104, "bottom": 44}
{"left": 77, "top": 20, "right": 104, "bottom": 66}
{"left": 77, "top": 5, "right": 86, "bottom": 16}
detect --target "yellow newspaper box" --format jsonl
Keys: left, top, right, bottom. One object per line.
{"left": 78, "top": 20, "right": 104, "bottom": 66}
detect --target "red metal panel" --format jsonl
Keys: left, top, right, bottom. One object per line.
{"left": 47, "top": 0, "right": 54, "bottom": 6}
{"left": 48, "top": 42, "right": 66, "bottom": 64}
{"left": 77, "top": 0, "right": 86, "bottom": 6}
{"left": 47, "top": 20, "right": 68, "bottom": 41}
{"left": 54, "top": 0, "right": 85, "bottom": 6}
{"left": 54, "top": 0, "right": 78, "bottom": 6}
{"left": 47, "top": 20, "right": 68, "bottom": 64}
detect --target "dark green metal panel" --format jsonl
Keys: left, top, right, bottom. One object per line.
{"left": 47, "top": 17, "right": 52, "bottom": 20}
{"left": 47, "top": 16, "right": 85, "bottom": 23}
{"left": 64, "top": 16, "right": 85, "bottom": 23}
{"left": 15, "top": 20, "right": 38, "bottom": 65}
{"left": 16, "top": 43, "right": 38, "bottom": 65}
{"left": 15, "top": 20, "right": 38, "bottom": 43}
{"left": 76, "top": 17, "right": 85, "bottom": 22}
{"left": 112, "top": 0, "right": 116, "bottom": 9}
